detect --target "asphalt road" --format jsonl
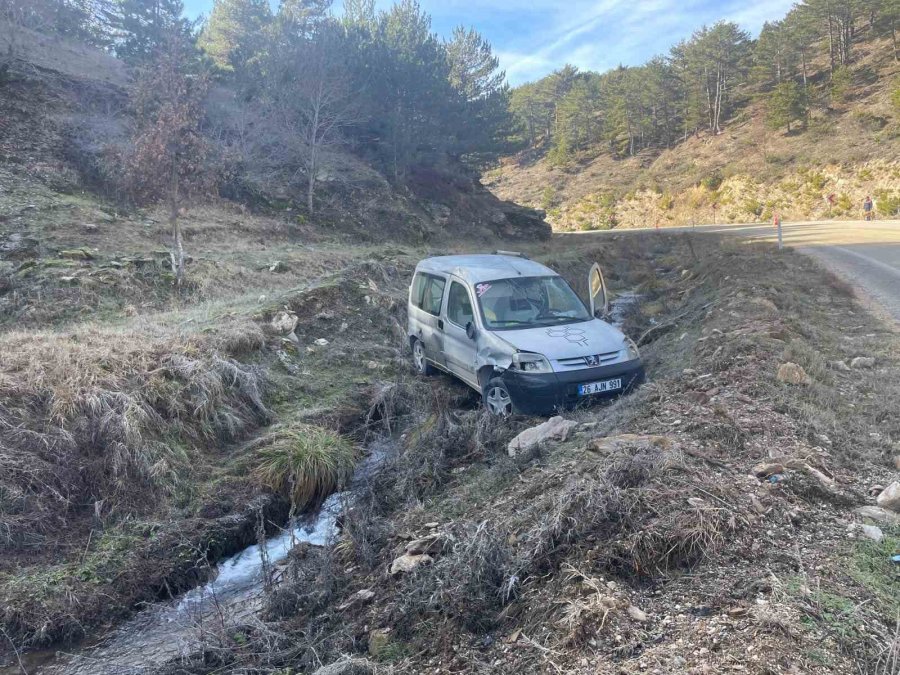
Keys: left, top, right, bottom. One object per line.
{"left": 570, "top": 219, "right": 900, "bottom": 323}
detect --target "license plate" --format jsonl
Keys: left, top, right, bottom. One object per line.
{"left": 578, "top": 378, "right": 622, "bottom": 396}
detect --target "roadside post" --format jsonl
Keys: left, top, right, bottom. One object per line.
{"left": 774, "top": 212, "right": 783, "bottom": 250}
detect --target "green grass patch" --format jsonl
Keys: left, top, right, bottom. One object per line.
{"left": 848, "top": 529, "right": 900, "bottom": 619}
{"left": 254, "top": 423, "right": 356, "bottom": 510}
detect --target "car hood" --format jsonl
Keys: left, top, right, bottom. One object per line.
{"left": 497, "top": 319, "right": 627, "bottom": 359}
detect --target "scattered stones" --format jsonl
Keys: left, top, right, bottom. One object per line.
{"left": 875, "top": 482, "right": 900, "bottom": 513}
{"left": 389, "top": 552, "right": 433, "bottom": 575}
{"left": 855, "top": 505, "right": 900, "bottom": 525}
{"left": 752, "top": 462, "right": 784, "bottom": 478}
{"left": 314, "top": 337, "right": 329, "bottom": 346}
{"left": 848, "top": 523, "right": 884, "bottom": 542}
{"left": 627, "top": 605, "right": 649, "bottom": 622}
{"left": 507, "top": 415, "right": 578, "bottom": 457}
{"left": 270, "top": 311, "right": 298, "bottom": 334}
{"left": 316, "top": 311, "right": 336, "bottom": 320}
{"left": 850, "top": 356, "right": 875, "bottom": 369}
{"left": 776, "top": 362, "right": 810, "bottom": 385}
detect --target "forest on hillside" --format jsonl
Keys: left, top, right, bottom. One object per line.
{"left": 511, "top": 0, "right": 900, "bottom": 164}
{"left": 3, "top": 0, "right": 899, "bottom": 234}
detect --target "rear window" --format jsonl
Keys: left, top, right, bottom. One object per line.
{"left": 410, "top": 272, "right": 445, "bottom": 316}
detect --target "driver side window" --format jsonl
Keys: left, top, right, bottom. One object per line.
{"left": 447, "top": 281, "right": 474, "bottom": 327}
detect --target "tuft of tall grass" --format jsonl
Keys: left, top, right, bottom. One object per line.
{"left": 254, "top": 423, "right": 356, "bottom": 510}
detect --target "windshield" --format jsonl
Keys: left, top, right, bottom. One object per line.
{"left": 475, "top": 276, "right": 592, "bottom": 330}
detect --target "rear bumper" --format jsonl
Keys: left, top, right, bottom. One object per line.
{"left": 501, "top": 359, "right": 645, "bottom": 416}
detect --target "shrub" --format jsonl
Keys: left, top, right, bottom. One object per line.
{"left": 254, "top": 423, "right": 356, "bottom": 510}
{"left": 830, "top": 65, "right": 852, "bottom": 105}
{"left": 540, "top": 185, "right": 557, "bottom": 210}
{"left": 874, "top": 190, "right": 900, "bottom": 217}
{"left": 700, "top": 171, "right": 723, "bottom": 191}
{"left": 659, "top": 191, "right": 675, "bottom": 211}
{"left": 743, "top": 199, "right": 763, "bottom": 218}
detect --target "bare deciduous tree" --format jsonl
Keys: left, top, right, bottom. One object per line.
{"left": 123, "top": 29, "right": 212, "bottom": 287}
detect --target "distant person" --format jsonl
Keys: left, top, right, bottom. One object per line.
{"left": 863, "top": 195, "right": 874, "bottom": 221}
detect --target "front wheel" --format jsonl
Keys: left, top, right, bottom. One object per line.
{"left": 484, "top": 377, "right": 515, "bottom": 416}
{"left": 412, "top": 339, "right": 435, "bottom": 376}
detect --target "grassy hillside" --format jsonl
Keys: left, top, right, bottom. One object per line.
{"left": 487, "top": 37, "right": 900, "bottom": 230}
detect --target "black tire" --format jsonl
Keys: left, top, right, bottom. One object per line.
{"left": 483, "top": 377, "right": 515, "bottom": 416}
{"left": 412, "top": 338, "right": 436, "bottom": 376}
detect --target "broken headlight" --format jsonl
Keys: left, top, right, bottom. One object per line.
{"left": 513, "top": 352, "right": 552, "bottom": 373}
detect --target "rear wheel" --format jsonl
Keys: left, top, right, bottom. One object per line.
{"left": 484, "top": 377, "right": 515, "bottom": 416}
{"left": 412, "top": 339, "right": 435, "bottom": 376}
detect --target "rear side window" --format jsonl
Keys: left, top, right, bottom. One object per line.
{"left": 447, "top": 281, "right": 474, "bottom": 326}
{"left": 410, "top": 272, "right": 445, "bottom": 316}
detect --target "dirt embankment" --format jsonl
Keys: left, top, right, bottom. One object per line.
{"left": 72, "top": 233, "right": 897, "bottom": 675}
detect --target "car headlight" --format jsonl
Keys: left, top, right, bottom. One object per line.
{"left": 512, "top": 352, "right": 552, "bottom": 373}
{"left": 625, "top": 337, "right": 640, "bottom": 360}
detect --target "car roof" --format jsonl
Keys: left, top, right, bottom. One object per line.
{"left": 415, "top": 254, "right": 557, "bottom": 284}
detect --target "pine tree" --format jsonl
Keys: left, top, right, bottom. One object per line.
{"left": 767, "top": 80, "right": 807, "bottom": 132}
{"left": 198, "top": 0, "right": 272, "bottom": 71}
{"left": 118, "top": 0, "right": 189, "bottom": 63}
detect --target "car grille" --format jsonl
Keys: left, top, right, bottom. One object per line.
{"left": 555, "top": 350, "right": 622, "bottom": 369}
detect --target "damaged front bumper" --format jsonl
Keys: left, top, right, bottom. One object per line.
{"left": 501, "top": 358, "right": 645, "bottom": 415}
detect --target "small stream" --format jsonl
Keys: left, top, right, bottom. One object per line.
{"left": 9, "top": 439, "right": 394, "bottom": 675}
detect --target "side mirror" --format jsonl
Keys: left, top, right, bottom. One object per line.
{"left": 588, "top": 262, "right": 609, "bottom": 317}
{"left": 465, "top": 321, "right": 477, "bottom": 341}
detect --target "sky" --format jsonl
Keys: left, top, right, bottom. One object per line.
{"left": 182, "top": 0, "right": 798, "bottom": 85}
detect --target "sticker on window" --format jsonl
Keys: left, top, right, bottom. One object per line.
{"left": 475, "top": 283, "right": 492, "bottom": 297}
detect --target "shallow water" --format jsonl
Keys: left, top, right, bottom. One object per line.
{"left": 4, "top": 439, "right": 393, "bottom": 675}
{"left": 608, "top": 290, "right": 641, "bottom": 327}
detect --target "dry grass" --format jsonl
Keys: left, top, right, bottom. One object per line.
{"left": 0, "top": 320, "right": 270, "bottom": 548}
{"left": 253, "top": 423, "right": 356, "bottom": 511}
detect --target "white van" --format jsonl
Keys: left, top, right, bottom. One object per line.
{"left": 407, "top": 252, "right": 644, "bottom": 415}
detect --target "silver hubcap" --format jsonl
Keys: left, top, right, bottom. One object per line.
{"left": 413, "top": 342, "right": 426, "bottom": 372}
{"left": 486, "top": 386, "right": 512, "bottom": 415}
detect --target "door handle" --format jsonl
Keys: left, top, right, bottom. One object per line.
{"left": 437, "top": 319, "right": 444, "bottom": 330}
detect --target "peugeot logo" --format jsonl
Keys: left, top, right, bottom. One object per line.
{"left": 584, "top": 354, "right": 600, "bottom": 366}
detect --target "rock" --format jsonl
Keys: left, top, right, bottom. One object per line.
{"left": 586, "top": 434, "right": 672, "bottom": 454}
{"left": 58, "top": 247, "right": 94, "bottom": 260}
{"left": 869, "top": 485, "right": 885, "bottom": 497}
{"left": 507, "top": 416, "right": 578, "bottom": 457}
{"left": 284, "top": 331, "right": 301, "bottom": 348}
{"left": 750, "top": 297, "right": 778, "bottom": 312}
{"left": 752, "top": 462, "right": 784, "bottom": 478}
{"left": 855, "top": 505, "right": 900, "bottom": 525}
{"left": 875, "top": 482, "right": 900, "bottom": 513}
{"left": 627, "top": 605, "right": 649, "bottom": 622}
{"left": 314, "top": 337, "right": 329, "bottom": 346}
{"left": 850, "top": 356, "right": 875, "bottom": 369}
{"left": 831, "top": 360, "right": 851, "bottom": 372}
{"left": 389, "top": 552, "right": 433, "bottom": 575}
{"left": 405, "top": 534, "right": 443, "bottom": 555}
{"left": 269, "top": 260, "right": 288, "bottom": 273}
{"left": 316, "top": 310, "right": 336, "bottom": 320}
{"left": 313, "top": 658, "right": 376, "bottom": 675}
{"left": 849, "top": 523, "right": 884, "bottom": 542}
{"left": 777, "top": 362, "right": 810, "bottom": 385}
{"left": 270, "top": 311, "right": 298, "bottom": 334}
{"left": 83, "top": 223, "right": 99, "bottom": 233}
